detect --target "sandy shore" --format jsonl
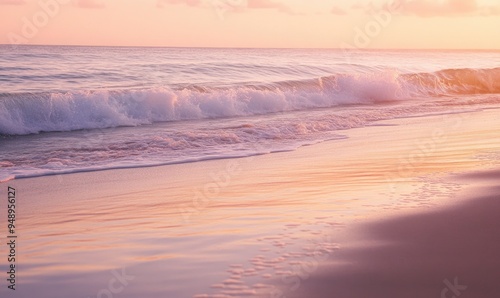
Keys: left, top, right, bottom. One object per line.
{"left": 1, "top": 108, "right": 499, "bottom": 298}
{"left": 286, "top": 169, "right": 500, "bottom": 298}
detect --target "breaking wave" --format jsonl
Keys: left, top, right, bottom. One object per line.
{"left": 1, "top": 67, "right": 499, "bottom": 135}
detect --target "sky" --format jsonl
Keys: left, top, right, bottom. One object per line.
{"left": 0, "top": 0, "right": 499, "bottom": 49}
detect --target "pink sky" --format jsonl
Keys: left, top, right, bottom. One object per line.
{"left": 1, "top": 0, "right": 499, "bottom": 49}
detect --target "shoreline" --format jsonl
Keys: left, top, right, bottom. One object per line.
{"left": 2, "top": 105, "right": 498, "bottom": 184}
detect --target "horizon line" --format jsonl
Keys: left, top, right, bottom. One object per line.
{"left": 1, "top": 44, "right": 500, "bottom": 52}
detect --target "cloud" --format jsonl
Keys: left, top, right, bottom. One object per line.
{"left": 0, "top": 0, "right": 25, "bottom": 5}
{"left": 350, "top": 1, "right": 378, "bottom": 14}
{"left": 157, "top": 0, "right": 201, "bottom": 8}
{"left": 350, "top": 0, "right": 500, "bottom": 17}
{"left": 247, "top": 0, "right": 290, "bottom": 12}
{"left": 399, "top": 0, "right": 477, "bottom": 17}
{"left": 76, "top": 0, "right": 105, "bottom": 9}
{"left": 330, "top": 6, "right": 347, "bottom": 15}
{"left": 157, "top": 0, "right": 295, "bottom": 14}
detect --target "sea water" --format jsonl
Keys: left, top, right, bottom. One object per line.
{"left": 1, "top": 46, "right": 499, "bottom": 181}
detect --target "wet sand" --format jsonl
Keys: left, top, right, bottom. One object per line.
{"left": 287, "top": 169, "right": 500, "bottom": 298}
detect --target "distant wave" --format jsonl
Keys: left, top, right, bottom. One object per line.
{"left": 1, "top": 67, "right": 499, "bottom": 135}
{"left": 401, "top": 67, "right": 500, "bottom": 96}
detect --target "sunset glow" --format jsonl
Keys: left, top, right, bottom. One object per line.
{"left": 1, "top": 0, "right": 499, "bottom": 49}
{"left": 2, "top": 1, "right": 500, "bottom": 298}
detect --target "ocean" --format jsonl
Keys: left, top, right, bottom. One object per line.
{"left": 2, "top": 45, "right": 500, "bottom": 298}
{"left": 1, "top": 45, "right": 500, "bottom": 182}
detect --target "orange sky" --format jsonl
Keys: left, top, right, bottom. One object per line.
{"left": 0, "top": 0, "right": 499, "bottom": 49}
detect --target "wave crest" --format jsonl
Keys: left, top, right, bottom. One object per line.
{"left": 1, "top": 67, "right": 499, "bottom": 135}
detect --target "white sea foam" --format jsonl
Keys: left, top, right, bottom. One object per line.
{"left": 2, "top": 67, "right": 498, "bottom": 136}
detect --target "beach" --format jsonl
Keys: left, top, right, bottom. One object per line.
{"left": 2, "top": 107, "right": 499, "bottom": 298}
{"left": 286, "top": 171, "right": 500, "bottom": 298}
{"left": 2, "top": 1, "right": 500, "bottom": 297}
